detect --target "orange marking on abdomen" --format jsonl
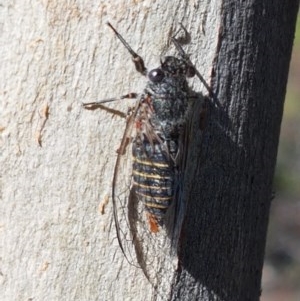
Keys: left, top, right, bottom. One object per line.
{"left": 147, "top": 212, "right": 159, "bottom": 233}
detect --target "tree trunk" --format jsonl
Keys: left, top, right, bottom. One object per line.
{"left": 1, "top": 1, "right": 298, "bottom": 301}
{"left": 174, "top": 2, "right": 299, "bottom": 301}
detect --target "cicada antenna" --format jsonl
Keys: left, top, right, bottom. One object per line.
{"left": 107, "top": 22, "right": 147, "bottom": 76}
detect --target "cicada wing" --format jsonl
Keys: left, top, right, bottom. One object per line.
{"left": 111, "top": 100, "right": 141, "bottom": 266}
{"left": 111, "top": 97, "right": 164, "bottom": 272}
{"left": 112, "top": 98, "right": 184, "bottom": 293}
{"left": 164, "top": 100, "right": 196, "bottom": 253}
{"left": 163, "top": 144, "right": 186, "bottom": 252}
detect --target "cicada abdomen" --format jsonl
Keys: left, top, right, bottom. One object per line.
{"left": 132, "top": 140, "right": 175, "bottom": 233}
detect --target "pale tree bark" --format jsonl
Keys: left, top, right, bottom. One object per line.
{"left": 0, "top": 1, "right": 298, "bottom": 301}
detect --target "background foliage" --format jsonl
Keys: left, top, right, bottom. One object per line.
{"left": 262, "top": 13, "right": 300, "bottom": 301}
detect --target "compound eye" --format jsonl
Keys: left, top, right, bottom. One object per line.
{"left": 186, "top": 66, "right": 196, "bottom": 78}
{"left": 148, "top": 68, "right": 165, "bottom": 83}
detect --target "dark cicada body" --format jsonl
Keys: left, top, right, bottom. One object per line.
{"left": 132, "top": 56, "right": 195, "bottom": 233}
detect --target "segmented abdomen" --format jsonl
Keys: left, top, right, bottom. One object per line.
{"left": 132, "top": 140, "right": 175, "bottom": 230}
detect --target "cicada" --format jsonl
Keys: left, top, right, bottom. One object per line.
{"left": 83, "top": 22, "right": 204, "bottom": 289}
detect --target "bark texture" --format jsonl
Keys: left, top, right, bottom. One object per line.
{"left": 0, "top": 1, "right": 298, "bottom": 301}
{"left": 173, "top": 1, "right": 299, "bottom": 301}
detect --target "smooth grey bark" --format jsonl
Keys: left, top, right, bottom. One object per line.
{"left": 172, "top": 1, "right": 299, "bottom": 301}
{"left": 1, "top": 0, "right": 298, "bottom": 301}
{"left": 1, "top": 1, "right": 219, "bottom": 301}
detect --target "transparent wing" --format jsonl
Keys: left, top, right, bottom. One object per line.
{"left": 112, "top": 102, "right": 180, "bottom": 297}
{"left": 108, "top": 96, "right": 205, "bottom": 301}
{"left": 111, "top": 99, "right": 139, "bottom": 266}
